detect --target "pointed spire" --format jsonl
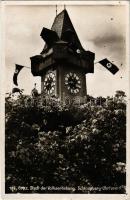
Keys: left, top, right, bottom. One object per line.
{"left": 51, "top": 9, "right": 83, "bottom": 50}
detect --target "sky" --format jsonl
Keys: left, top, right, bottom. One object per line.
{"left": 4, "top": 3, "right": 128, "bottom": 97}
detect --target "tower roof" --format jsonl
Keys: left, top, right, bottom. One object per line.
{"left": 51, "top": 9, "right": 83, "bottom": 50}
{"left": 31, "top": 9, "right": 95, "bottom": 77}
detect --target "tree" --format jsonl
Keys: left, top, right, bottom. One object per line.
{"left": 5, "top": 92, "right": 126, "bottom": 193}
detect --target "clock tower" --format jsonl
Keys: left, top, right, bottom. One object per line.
{"left": 30, "top": 9, "right": 95, "bottom": 101}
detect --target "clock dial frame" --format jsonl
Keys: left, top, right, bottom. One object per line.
{"left": 65, "top": 72, "right": 81, "bottom": 94}
{"left": 43, "top": 72, "right": 56, "bottom": 95}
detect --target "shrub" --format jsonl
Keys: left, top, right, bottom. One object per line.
{"left": 5, "top": 92, "right": 126, "bottom": 193}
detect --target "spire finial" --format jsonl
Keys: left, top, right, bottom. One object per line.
{"left": 56, "top": 5, "right": 57, "bottom": 16}
{"left": 64, "top": 5, "right": 66, "bottom": 10}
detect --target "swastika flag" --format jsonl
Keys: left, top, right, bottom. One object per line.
{"left": 99, "top": 58, "right": 119, "bottom": 75}
{"left": 13, "top": 64, "right": 24, "bottom": 86}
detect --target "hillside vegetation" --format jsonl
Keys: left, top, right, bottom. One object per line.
{"left": 5, "top": 91, "right": 126, "bottom": 193}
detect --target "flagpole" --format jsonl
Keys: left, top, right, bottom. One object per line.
{"left": 24, "top": 66, "right": 30, "bottom": 69}
{"left": 15, "top": 64, "right": 30, "bottom": 69}
{"left": 94, "top": 61, "right": 99, "bottom": 65}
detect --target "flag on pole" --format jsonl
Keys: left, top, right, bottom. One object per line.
{"left": 40, "top": 27, "right": 59, "bottom": 47}
{"left": 13, "top": 64, "right": 24, "bottom": 86}
{"left": 99, "top": 58, "right": 119, "bottom": 75}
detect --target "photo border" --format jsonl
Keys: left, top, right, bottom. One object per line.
{"left": 0, "top": 1, "right": 130, "bottom": 200}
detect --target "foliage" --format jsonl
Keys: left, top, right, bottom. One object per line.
{"left": 5, "top": 92, "right": 126, "bottom": 193}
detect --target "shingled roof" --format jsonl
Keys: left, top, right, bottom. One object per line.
{"left": 41, "top": 9, "right": 83, "bottom": 53}
{"left": 51, "top": 9, "right": 83, "bottom": 50}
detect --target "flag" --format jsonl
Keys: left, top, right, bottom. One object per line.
{"left": 99, "top": 58, "right": 119, "bottom": 75}
{"left": 13, "top": 64, "right": 24, "bottom": 86}
{"left": 40, "top": 28, "right": 59, "bottom": 47}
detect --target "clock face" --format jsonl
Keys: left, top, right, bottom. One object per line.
{"left": 65, "top": 72, "right": 81, "bottom": 94}
{"left": 43, "top": 72, "right": 56, "bottom": 95}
